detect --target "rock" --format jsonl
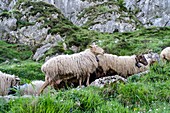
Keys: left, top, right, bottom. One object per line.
{"left": 0, "top": 18, "right": 17, "bottom": 31}
{"left": 69, "top": 45, "right": 79, "bottom": 53}
{"left": 90, "top": 75, "right": 127, "bottom": 88}
{"left": 41, "top": 0, "right": 170, "bottom": 32}
{"left": 32, "top": 43, "right": 52, "bottom": 61}
{"left": 0, "top": 0, "right": 17, "bottom": 11}
{"left": 125, "top": 0, "right": 170, "bottom": 27}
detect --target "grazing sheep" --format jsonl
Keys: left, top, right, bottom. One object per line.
{"left": 54, "top": 53, "right": 158, "bottom": 89}
{"left": 95, "top": 54, "right": 148, "bottom": 78}
{"left": 0, "top": 71, "right": 20, "bottom": 96}
{"left": 38, "top": 44, "right": 104, "bottom": 95}
{"left": 160, "top": 47, "right": 170, "bottom": 61}
{"left": 53, "top": 54, "right": 149, "bottom": 89}
{"left": 18, "top": 80, "right": 52, "bottom": 96}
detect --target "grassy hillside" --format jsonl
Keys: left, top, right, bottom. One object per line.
{"left": 44, "top": 27, "right": 170, "bottom": 60}
{"left": 1, "top": 1, "right": 170, "bottom": 60}
{"left": 0, "top": 63, "right": 170, "bottom": 112}
{"left": 0, "top": 27, "right": 170, "bottom": 112}
{"left": 0, "top": 0, "right": 170, "bottom": 112}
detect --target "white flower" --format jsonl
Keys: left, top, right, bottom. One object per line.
{"left": 149, "top": 109, "right": 152, "bottom": 112}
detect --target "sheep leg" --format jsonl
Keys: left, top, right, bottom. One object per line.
{"left": 86, "top": 73, "right": 90, "bottom": 86}
{"left": 50, "top": 79, "right": 62, "bottom": 90}
{"left": 79, "top": 77, "right": 82, "bottom": 87}
{"left": 38, "top": 80, "right": 50, "bottom": 96}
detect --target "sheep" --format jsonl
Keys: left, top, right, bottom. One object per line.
{"left": 42, "top": 52, "right": 160, "bottom": 90}
{"left": 17, "top": 80, "right": 52, "bottom": 96}
{"left": 0, "top": 71, "right": 20, "bottom": 96}
{"left": 52, "top": 54, "right": 147, "bottom": 89}
{"left": 52, "top": 53, "right": 159, "bottom": 90}
{"left": 95, "top": 53, "right": 148, "bottom": 78}
{"left": 134, "top": 52, "right": 160, "bottom": 76}
{"left": 160, "top": 47, "right": 170, "bottom": 62}
{"left": 38, "top": 44, "right": 104, "bottom": 95}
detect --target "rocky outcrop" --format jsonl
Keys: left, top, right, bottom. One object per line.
{"left": 42, "top": 0, "right": 170, "bottom": 33}
{"left": 125, "top": 0, "right": 170, "bottom": 27}
{"left": 0, "top": 1, "right": 66, "bottom": 61}
{"left": 1, "top": 0, "right": 170, "bottom": 33}
{"left": 90, "top": 75, "right": 127, "bottom": 88}
{"left": 0, "top": 0, "right": 17, "bottom": 12}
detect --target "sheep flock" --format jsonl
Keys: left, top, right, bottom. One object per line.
{"left": 0, "top": 44, "right": 169, "bottom": 97}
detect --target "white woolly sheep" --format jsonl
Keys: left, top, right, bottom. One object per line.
{"left": 96, "top": 53, "right": 148, "bottom": 78}
{"left": 160, "top": 47, "right": 170, "bottom": 61}
{"left": 0, "top": 71, "right": 20, "bottom": 96}
{"left": 18, "top": 80, "right": 52, "bottom": 96}
{"left": 38, "top": 44, "right": 104, "bottom": 95}
{"left": 50, "top": 52, "right": 160, "bottom": 89}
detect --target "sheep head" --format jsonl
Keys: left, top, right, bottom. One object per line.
{"left": 8, "top": 76, "right": 20, "bottom": 95}
{"left": 135, "top": 54, "right": 148, "bottom": 68}
{"left": 10, "top": 76, "right": 20, "bottom": 87}
{"left": 89, "top": 44, "right": 104, "bottom": 55}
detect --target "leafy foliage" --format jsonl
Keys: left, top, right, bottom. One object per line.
{"left": 0, "top": 41, "right": 32, "bottom": 63}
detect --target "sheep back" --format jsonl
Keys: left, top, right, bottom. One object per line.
{"left": 41, "top": 49, "right": 98, "bottom": 83}
{"left": 160, "top": 47, "right": 170, "bottom": 61}
{"left": 97, "top": 54, "right": 144, "bottom": 78}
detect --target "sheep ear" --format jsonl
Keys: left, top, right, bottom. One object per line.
{"left": 89, "top": 44, "right": 96, "bottom": 49}
{"left": 89, "top": 45, "right": 97, "bottom": 52}
{"left": 136, "top": 54, "right": 142, "bottom": 60}
{"left": 15, "top": 76, "right": 20, "bottom": 81}
{"left": 89, "top": 45, "right": 93, "bottom": 48}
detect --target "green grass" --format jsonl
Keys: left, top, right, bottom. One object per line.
{"left": 0, "top": 41, "right": 32, "bottom": 63}
{"left": 0, "top": 60, "right": 43, "bottom": 84}
{"left": 1, "top": 27, "right": 170, "bottom": 112}
{"left": 0, "top": 0, "right": 170, "bottom": 112}
{"left": 0, "top": 53, "right": 170, "bottom": 112}
{"left": 1, "top": 68, "right": 170, "bottom": 113}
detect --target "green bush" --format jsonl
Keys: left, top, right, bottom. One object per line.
{"left": 0, "top": 41, "right": 32, "bottom": 63}
{"left": 0, "top": 60, "right": 43, "bottom": 84}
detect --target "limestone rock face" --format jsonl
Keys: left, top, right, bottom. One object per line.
{"left": 0, "top": 1, "right": 66, "bottom": 61}
{"left": 125, "top": 0, "right": 170, "bottom": 27}
{"left": 43, "top": 0, "right": 170, "bottom": 32}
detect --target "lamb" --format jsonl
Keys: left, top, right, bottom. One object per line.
{"left": 95, "top": 53, "right": 148, "bottom": 78}
{"left": 160, "top": 47, "right": 170, "bottom": 61}
{"left": 0, "top": 71, "right": 20, "bottom": 96}
{"left": 38, "top": 44, "right": 104, "bottom": 95}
